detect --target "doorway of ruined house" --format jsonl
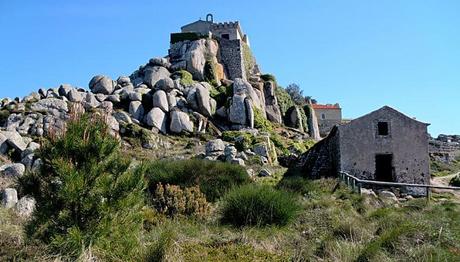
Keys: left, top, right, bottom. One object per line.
{"left": 375, "top": 154, "right": 394, "bottom": 182}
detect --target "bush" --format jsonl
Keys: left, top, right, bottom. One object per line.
{"left": 222, "top": 131, "right": 255, "bottom": 151}
{"left": 172, "top": 70, "right": 194, "bottom": 87}
{"left": 275, "top": 86, "right": 295, "bottom": 117}
{"left": 254, "top": 108, "right": 273, "bottom": 132}
{"left": 204, "top": 60, "right": 219, "bottom": 86}
{"left": 152, "top": 183, "right": 210, "bottom": 219}
{"left": 210, "top": 85, "right": 232, "bottom": 108}
{"left": 450, "top": 174, "right": 460, "bottom": 186}
{"left": 277, "top": 176, "right": 313, "bottom": 196}
{"left": 221, "top": 184, "right": 300, "bottom": 227}
{"left": 285, "top": 83, "right": 305, "bottom": 105}
{"left": 260, "top": 74, "right": 277, "bottom": 83}
{"left": 19, "top": 113, "right": 145, "bottom": 260}
{"left": 144, "top": 159, "right": 251, "bottom": 202}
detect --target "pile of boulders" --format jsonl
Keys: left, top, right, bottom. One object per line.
{"left": 2, "top": 188, "right": 36, "bottom": 218}
{"left": 204, "top": 137, "right": 277, "bottom": 168}
{"left": 0, "top": 135, "right": 40, "bottom": 218}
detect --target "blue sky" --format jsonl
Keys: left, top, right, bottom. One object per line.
{"left": 0, "top": 0, "right": 459, "bottom": 136}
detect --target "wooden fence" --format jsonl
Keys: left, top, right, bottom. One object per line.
{"left": 338, "top": 171, "right": 460, "bottom": 201}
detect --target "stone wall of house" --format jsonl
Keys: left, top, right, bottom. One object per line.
{"left": 219, "top": 38, "right": 245, "bottom": 80}
{"left": 338, "top": 107, "right": 430, "bottom": 195}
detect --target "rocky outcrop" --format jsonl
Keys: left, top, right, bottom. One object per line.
{"left": 285, "top": 106, "right": 304, "bottom": 132}
{"left": 169, "top": 38, "right": 222, "bottom": 82}
{"left": 263, "top": 81, "right": 282, "bottom": 124}
{"left": 305, "top": 105, "right": 321, "bottom": 140}
{"left": 89, "top": 75, "right": 115, "bottom": 95}
{"left": 2, "top": 188, "right": 18, "bottom": 208}
{"left": 169, "top": 110, "right": 193, "bottom": 134}
{"left": 144, "top": 108, "right": 167, "bottom": 134}
{"left": 143, "top": 66, "right": 170, "bottom": 88}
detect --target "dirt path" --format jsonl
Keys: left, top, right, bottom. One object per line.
{"left": 431, "top": 173, "right": 460, "bottom": 200}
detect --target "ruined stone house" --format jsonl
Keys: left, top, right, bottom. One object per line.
{"left": 296, "top": 106, "right": 430, "bottom": 195}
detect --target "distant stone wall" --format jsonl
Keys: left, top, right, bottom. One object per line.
{"left": 429, "top": 140, "right": 460, "bottom": 153}
{"left": 315, "top": 108, "right": 342, "bottom": 137}
{"left": 318, "top": 119, "right": 341, "bottom": 137}
{"left": 429, "top": 140, "right": 460, "bottom": 165}
{"left": 219, "top": 39, "right": 245, "bottom": 80}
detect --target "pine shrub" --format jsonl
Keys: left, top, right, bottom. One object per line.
{"left": 221, "top": 184, "right": 300, "bottom": 227}
{"left": 19, "top": 113, "right": 145, "bottom": 260}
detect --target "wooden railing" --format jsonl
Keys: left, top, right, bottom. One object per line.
{"left": 338, "top": 171, "right": 460, "bottom": 201}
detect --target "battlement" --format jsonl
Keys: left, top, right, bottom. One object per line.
{"left": 211, "top": 21, "right": 241, "bottom": 30}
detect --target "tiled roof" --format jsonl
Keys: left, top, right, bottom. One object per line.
{"left": 311, "top": 104, "right": 341, "bottom": 109}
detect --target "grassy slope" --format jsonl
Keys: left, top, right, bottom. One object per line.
{"left": 3, "top": 178, "right": 460, "bottom": 261}
{"left": 142, "top": 179, "right": 460, "bottom": 261}
{"left": 3, "top": 131, "right": 460, "bottom": 261}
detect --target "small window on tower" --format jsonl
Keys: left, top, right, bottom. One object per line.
{"left": 321, "top": 114, "right": 326, "bottom": 120}
{"left": 221, "top": 34, "right": 230, "bottom": 40}
{"left": 378, "top": 122, "right": 389, "bottom": 136}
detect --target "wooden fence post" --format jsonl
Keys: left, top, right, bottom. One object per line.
{"left": 426, "top": 187, "right": 431, "bottom": 203}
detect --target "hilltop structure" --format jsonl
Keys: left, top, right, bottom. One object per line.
{"left": 180, "top": 14, "right": 250, "bottom": 46}
{"left": 169, "top": 14, "right": 259, "bottom": 81}
{"left": 295, "top": 106, "right": 430, "bottom": 195}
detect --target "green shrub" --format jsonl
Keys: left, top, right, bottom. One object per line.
{"left": 172, "top": 70, "right": 194, "bottom": 87}
{"left": 450, "top": 174, "right": 460, "bottom": 186}
{"left": 210, "top": 85, "right": 232, "bottom": 108}
{"left": 222, "top": 131, "right": 255, "bottom": 151}
{"left": 19, "top": 113, "right": 145, "bottom": 260}
{"left": 204, "top": 60, "right": 219, "bottom": 86}
{"left": 276, "top": 176, "right": 313, "bottom": 196}
{"left": 254, "top": 108, "right": 273, "bottom": 132}
{"left": 289, "top": 139, "right": 316, "bottom": 154}
{"left": 221, "top": 184, "right": 300, "bottom": 227}
{"left": 152, "top": 183, "right": 210, "bottom": 219}
{"left": 260, "top": 74, "right": 277, "bottom": 83}
{"left": 120, "top": 122, "right": 153, "bottom": 146}
{"left": 144, "top": 159, "right": 251, "bottom": 202}
{"left": 275, "top": 86, "right": 295, "bottom": 117}
{"left": 0, "top": 110, "right": 10, "bottom": 126}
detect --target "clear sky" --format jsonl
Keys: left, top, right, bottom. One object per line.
{"left": 0, "top": 0, "right": 458, "bottom": 136}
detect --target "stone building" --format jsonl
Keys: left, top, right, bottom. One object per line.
{"left": 296, "top": 106, "right": 430, "bottom": 195}
{"left": 311, "top": 103, "right": 342, "bottom": 137}
{"left": 170, "top": 14, "right": 257, "bottom": 81}
{"left": 180, "top": 14, "right": 250, "bottom": 46}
